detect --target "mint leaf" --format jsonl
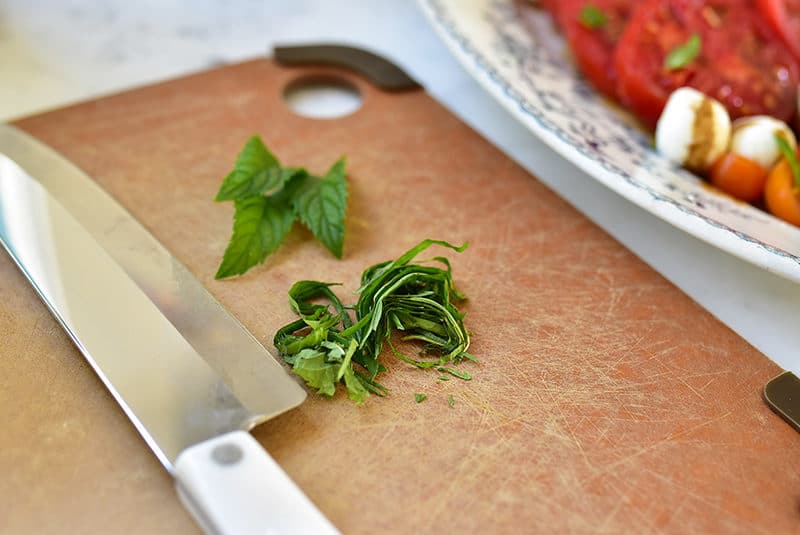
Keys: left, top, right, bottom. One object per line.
{"left": 216, "top": 167, "right": 281, "bottom": 202}
{"left": 215, "top": 194, "right": 295, "bottom": 279}
{"left": 336, "top": 339, "right": 359, "bottom": 381}
{"left": 292, "top": 158, "right": 348, "bottom": 258}
{"left": 291, "top": 349, "right": 338, "bottom": 397}
{"left": 215, "top": 136, "right": 290, "bottom": 201}
{"left": 287, "top": 341, "right": 369, "bottom": 402}
{"left": 342, "top": 366, "right": 370, "bottom": 404}
{"left": 664, "top": 34, "right": 701, "bottom": 70}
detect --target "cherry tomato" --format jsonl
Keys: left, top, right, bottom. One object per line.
{"left": 709, "top": 153, "right": 768, "bottom": 203}
{"left": 560, "top": 0, "right": 636, "bottom": 98}
{"left": 756, "top": 0, "right": 800, "bottom": 63}
{"left": 614, "top": 0, "right": 799, "bottom": 129}
{"left": 764, "top": 159, "right": 800, "bottom": 226}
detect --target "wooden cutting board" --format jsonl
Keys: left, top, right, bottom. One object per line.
{"left": 1, "top": 57, "right": 797, "bottom": 534}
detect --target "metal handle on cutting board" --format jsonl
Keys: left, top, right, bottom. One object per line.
{"left": 274, "top": 43, "right": 421, "bottom": 91}
{"left": 175, "top": 431, "right": 339, "bottom": 535}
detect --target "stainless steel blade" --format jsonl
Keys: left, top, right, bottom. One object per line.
{"left": 0, "top": 126, "right": 306, "bottom": 469}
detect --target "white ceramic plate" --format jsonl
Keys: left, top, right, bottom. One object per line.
{"left": 418, "top": 0, "right": 800, "bottom": 283}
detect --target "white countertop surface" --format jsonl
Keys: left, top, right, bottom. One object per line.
{"left": 3, "top": 0, "right": 799, "bottom": 376}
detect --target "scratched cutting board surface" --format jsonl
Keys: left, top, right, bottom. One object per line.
{"left": 1, "top": 58, "right": 798, "bottom": 534}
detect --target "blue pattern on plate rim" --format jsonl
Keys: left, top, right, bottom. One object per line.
{"left": 422, "top": 0, "right": 800, "bottom": 266}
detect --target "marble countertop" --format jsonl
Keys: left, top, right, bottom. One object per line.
{"left": 3, "top": 0, "right": 799, "bottom": 376}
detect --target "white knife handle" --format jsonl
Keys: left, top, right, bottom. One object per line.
{"left": 174, "top": 431, "right": 339, "bottom": 535}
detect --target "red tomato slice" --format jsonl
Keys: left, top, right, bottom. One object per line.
{"left": 560, "top": 0, "right": 636, "bottom": 98}
{"left": 544, "top": 0, "right": 570, "bottom": 31}
{"left": 757, "top": 0, "right": 800, "bottom": 63}
{"left": 541, "top": 0, "right": 559, "bottom": 15}
{"left": 614, "top": 0, "right": 799, "bottom": 129}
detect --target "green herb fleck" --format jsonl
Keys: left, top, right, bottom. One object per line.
{"left": 775, "top": 134, "right": 800, "bottom": 191}
{"left": 214, "top": 136, "right": 348, "bottom": 278}
{"left": 415, "top": 393, "right": 427, "bottom": 403}
{"left": 448, "top": 395, "right": 455, "bottom": 408}
{"left": 438, "top": 375, "right": 450, "bottom": 381}
{"left": 274, "top": 239, "right": 476, "bottom": 403}
{"left": 460, "top": 352, "right": 478, "bottom": 364}
{"left": 437, "top": 367, "right": 472, "bottom": 381}
{"left": 578, "top": 5, "right": 606, "bottom": 29}
{"left": 664, "top": 34, "right": 701, "bottom": 70}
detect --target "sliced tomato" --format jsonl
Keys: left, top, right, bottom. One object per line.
{"left": 542, "top": 0, "right": 570, "bottom": 31}
{"left": 757, "top": 0, "right": 800, "bottom": 63}
{"left": 541, "top": 0, "right": 559, "bottom": 15}
{"left": 614, "top": 0, "right": 799, "bottom": 129}
{"left": 560, "top": 0, "right": 636, "bottom": 98}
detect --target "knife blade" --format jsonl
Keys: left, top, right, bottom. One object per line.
{"left": 0, "top": 124, "right": 338, "bottom": 535}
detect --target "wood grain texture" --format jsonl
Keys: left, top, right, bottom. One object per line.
{"left": 2, "top": 58, "right": 798, "bottom": 534}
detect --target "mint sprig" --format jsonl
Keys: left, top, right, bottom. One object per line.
{"left": 214, "top": 136, "right": 348, "bottom": 279}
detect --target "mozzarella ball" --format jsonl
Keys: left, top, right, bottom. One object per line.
{"left": 730, "top": 116, "right": 796, "bottom": 170}
{"left": 655, "top": 87, "right": 731, "bottom": 173}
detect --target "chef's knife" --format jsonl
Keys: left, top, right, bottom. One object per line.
{"left": 0, "top": 124, "right": 338, "bottom": 535}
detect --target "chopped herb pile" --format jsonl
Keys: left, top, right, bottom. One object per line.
{"left": 273, "top": 239, "right": 474, "bottom": 404}
{"left": 214, "top": 136, "right": 348, "bottom": 279}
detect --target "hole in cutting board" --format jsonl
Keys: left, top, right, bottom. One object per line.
{"left": 283, "top": 75, "right": 362, "bottom": 119}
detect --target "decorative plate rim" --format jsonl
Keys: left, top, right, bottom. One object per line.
{"left": 418, "top": 0, "right": 800, "bottom": 284}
